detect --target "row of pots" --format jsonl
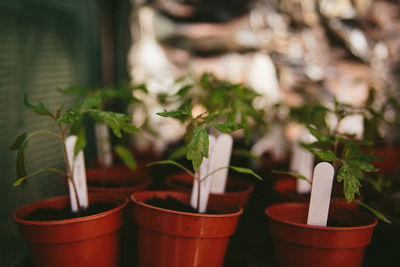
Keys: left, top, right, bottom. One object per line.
{"left": 14, "top": 165, "right": 378, "bottom": 267}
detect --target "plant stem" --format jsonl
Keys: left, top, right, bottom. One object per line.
{"left": 28, "top": 131, "right": 62, "bottom": 141}
{"left": 58, "top": 123, "right": 81, "bottom": 212}
{"left": 197, "top": 168, "right": 201, "bottom": 213}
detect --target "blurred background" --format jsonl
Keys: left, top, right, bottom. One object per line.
{"left": 1, "top": 0, "right": 400, "bottom": 266}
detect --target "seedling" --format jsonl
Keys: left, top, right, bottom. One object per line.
{"left": 58, "top": 84, "right": 145, "bottom": 170}
{"left": 10, "top": 91, "right": 138, "bottom": 213}
{"left": 275, "top": 99, "right": 391, "bottom": 223}
{"left": 153, "top": 93, "right": 262, "bottom": 213}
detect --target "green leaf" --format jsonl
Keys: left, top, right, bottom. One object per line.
{"left": 10, "top": 132, "right": 28, "bottom": 150}
{"left": 74, "top": 129, "right": 86, "bottom": 157}
{"left": 57, "top": 86, "right": 90, "bottom": 95}
{"left": 271, "top": 170, "right": 311, "bottom": 184}
{"left": 24, "top": 94, "right": 52, "bottom": 117}
{"left": 347, "top": 159, "right": 379, "bottom": 172}
{"left": 187, "top": 125, "right": 209, "bottom": 171}
{"left": 13, "top": 168, "right": 67, "bottom": 187}
{"left": 176, "top": 84, "right": 193, "bottom": 96}
{"left": 305, "top": 148, "right": 338, "bottom": 162}
{"left": 354, "top": 200, "right": 392, "bottom": 224}
{"left": 57, "top": 108, "right": 82, "bottom": 124}
{"left": 168, "top": 145, "right": 187, "bottom": 160}
{"left": 229, "top": 166, "right": 263, "bottom": 181}
{"left": 147, "top": 160, "right": 194, "bottom": 177}
{"left": 114, "top": 145, "right": 136, "bottom": 170}
{"left": 89, "top": 110, "right": 139, "bottom": 137}
{"left": 56, "top": 104, "right": 64, "bottom": 119}
{"left": 57, "top": 92, "right": 103, "bottom": 124}
{"left": 306, "top": 125, "right": 333, "bottom": 144}
{"left": 213, "top": 122, "right": 244, "bottom": 133}
{"left": 156, "top": 109, "right": 190, "bottom": 118}
{"left": 337, "top": 163, "right": 362, "bottom": 202}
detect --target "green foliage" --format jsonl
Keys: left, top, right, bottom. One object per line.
{"left": 272, "top": 170, "right": 312, "bottom": 184}
{"left": 187, "top": 125, "right": 209, "bottom": 171}
{"left": 213, "top": 122, "right": 244, "bottom": 133}
{"left": 114, "top": 145, "right": 136, "bottom": 170}
{"left": 11, "top": 90, "right": 139, "bottom": 190}
{"left": 24, "top": 94, "right": 53, "bottom": 117}
{"left": 89, "top": 110, "right": 138, "bottom": 138}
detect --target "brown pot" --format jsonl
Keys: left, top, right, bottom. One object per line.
{"left": 13, "top": 193, "right": 128, "bottom": 267}
{"left": 131, "top": 190, "right": 242, "bottom": 267}
{"left": 274, "top": 178, "right": 361, "bottom": 210}
{"left": 164, "top": 172, "right": 254, "bottom": 209}
{"left": 265, "top": 202, "right": 377, "bottom": 267}
{"left": 87, "top": 164, "right": 152, "bottom": 197}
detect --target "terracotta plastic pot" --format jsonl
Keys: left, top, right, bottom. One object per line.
{"left": 265, "top": 202, "right": 377, "bottom": 267}
{"left": 274, "top": 178, "right": 361, "bottom": 210}
{"left": 164, "top": 172, "right": 254, "bottom": 208}
{"left": 14, "top": 193, "right": 128, "bottom": 267}
{"left": 87, "top": 164, "right": 152, "bottom": 197}
{"left": 131, "top": 191, "right": 242, "bottom": 267}
{"left": 371, "top": 145, "right": 400, "bottom": 173}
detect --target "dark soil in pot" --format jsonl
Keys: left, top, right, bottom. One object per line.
{"left": 24, "top": 201, "right": 117, "bottom": 221}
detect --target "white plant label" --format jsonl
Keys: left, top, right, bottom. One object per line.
{"left": 307, "top": 162, "right": 334, "bottom": 227}
{"left": 95, "top": 123, "right": 113, "bottom": 168}
{"left": 210, "top": 134, "right": 233, "bottom": 193}
{"left": 65, "top": 135, "right": 89, "bottom": 212}
{"left": 290, "top": 128, "right": 314, "bottom": 194}
{"left": 191, "top": 135, "right": 216, "bottom": 213}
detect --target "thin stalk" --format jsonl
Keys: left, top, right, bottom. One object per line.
{"left": 58, "top": 123, "right": 81, "bottom": 212}
{"left": 197, "top": 168, "right": 201, "bottom": 213}
{"left": 27, "top": 131, "right": 62, "bottom": 142}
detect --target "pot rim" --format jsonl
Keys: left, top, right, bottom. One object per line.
{"left": 165, "top": 172, "right": 254, "bottom": 196}
{"left": 14, "top": 193, "right": 129, "bottom": 226}
{"left": 265, "top": 202, "right": 378, "bottom": 231}
{"left": 131, "top": 190, "right": 243, "bottom": 218}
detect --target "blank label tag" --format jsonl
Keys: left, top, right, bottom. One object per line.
{"left": 65, "top": 136, "right": 89, "bottom": 212}
{"left": 95, "top": 123, "right": 113, "bottom": 168}
{"left": 307, "top": 162, "right": 334, "bottom": 226}
{"left": 210, "top": 134, "right": 233, "bottom": 193}
{"left": 191, "top": 135, "right": 216, "bottom": 213}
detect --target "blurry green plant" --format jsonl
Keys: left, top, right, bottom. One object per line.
{"left": 10, "top": 91, "right": 138, "bottom": 212}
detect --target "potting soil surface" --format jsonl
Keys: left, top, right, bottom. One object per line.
{"left": 24, "top": 202, "right": 117, "bottom": 221}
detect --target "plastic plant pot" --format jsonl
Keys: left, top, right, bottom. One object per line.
{"left": 86, "top": 164, "right": 152, "bottom": 197}
{"left": 265, "top": 202, "right": 377, "bottom": 267}
{"left": 14, "top": 193, "right": 128, "bottom": 267}
{"left": 164, "top": 172, "right": 254, "bottom": 209}
{"left": 274, "top": 178, "right": 361, "bottom": 210}
{"left": 131, "top": 191, "right": 242, "bottom": 267}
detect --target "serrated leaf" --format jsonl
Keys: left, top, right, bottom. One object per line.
{"left": 187, "top": 125, "right": 209, "bottom": 171}
{"left": 307, "top": 148, "right": 338, "bottom": 162}
{"left": 114, "top": 145, "right": 136, "bottom": 170}
{"left": 57, "top": 93, "right": 103, "bottom": 124}
{"left": 89, "top": 110, "right": 138, "bottom": 137}
{"left": 74, "top": 129, "right": 86, "bottom": 157}
{"left": 24, "top": 94, "right": 52, "bottom": 117}
{"left": 213, "top": 122, "right": 244, "bottom": 133}
{"left": 229, "top": 166, "right": 263, "bottom": 180}
{"left": 348, "top": 159, "right": 379, "bottom": 172}
{"left": 57, "top": 108, "right": 82, "bottom": 124}
{"left": 337, "top": 163, "right": 361, "bottom": 202}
